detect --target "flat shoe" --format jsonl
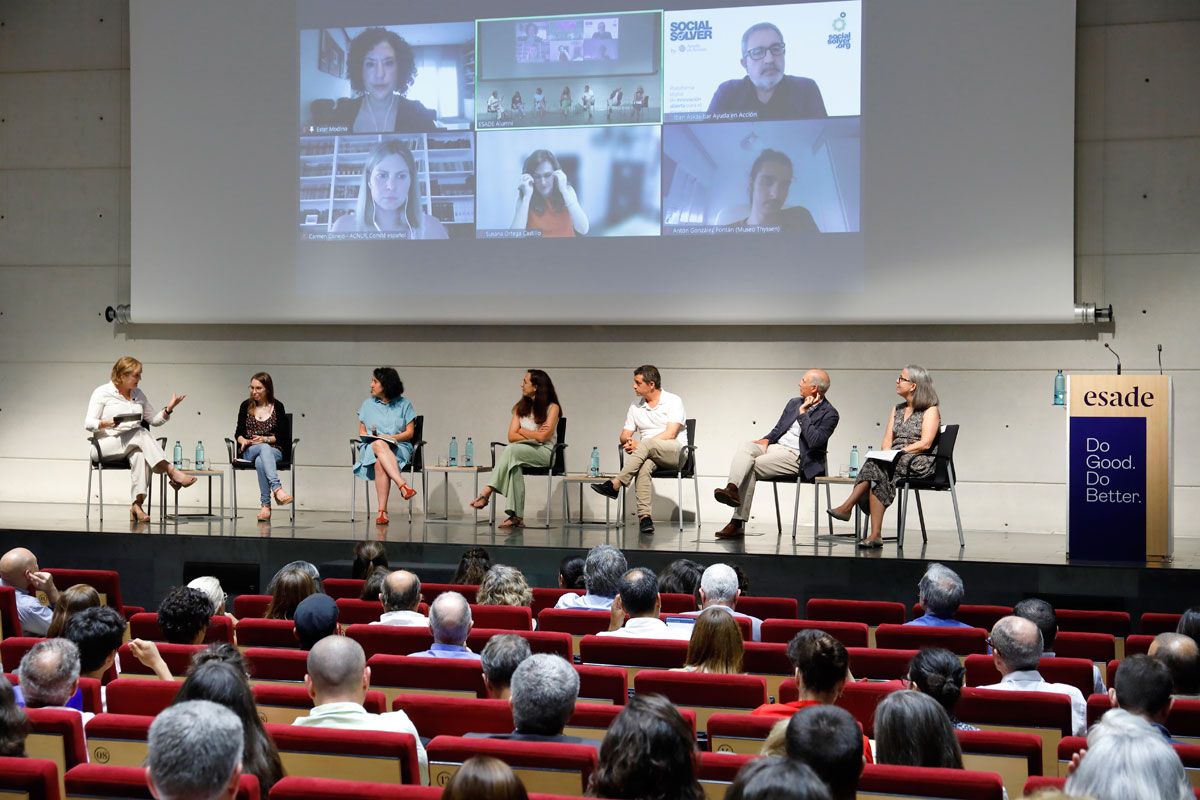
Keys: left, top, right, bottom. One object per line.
{"left": 857, "top": 538, "right": 883, "bottom": 549}
{"left": 826, "top": 508, "right": 852, "bottom": 522}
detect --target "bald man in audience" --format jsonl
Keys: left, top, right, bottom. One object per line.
{"left": 17, "top": 638, "right": 93, "bottom": 723}
{"left": 373, "top": 570, "right": 427, "bottom": 627}
{"left": 978, "top": 615, "right": 1087, "bottom": 735}
{"left": 599, "top": 568, "right": 691, "bottom": 641}
{"left": 0, "top": 547, "right": 59, "bottom": 636}
{"left": 294, "top": 635, "right": 428, "bottom": 783}
{"left": 409, "top": 591, "right": 479, "bottom": 659}
{"left": 1149, "top": 632, "right": 1200, "bottom": 697}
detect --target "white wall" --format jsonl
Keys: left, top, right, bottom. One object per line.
{"left": 1, "top": 0, "right": 1199, "bottom": 535}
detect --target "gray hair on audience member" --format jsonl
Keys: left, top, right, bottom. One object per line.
{"left": 306, "top": 635, "right": 366, "bottom": 693}
{"left": 918, "top": 563, "right": 964, "bottom": 619}
{"left": 17, "top": 638, "right": 80, "bottom": 707}
{"left": 430, "top": 591, "right": 472, "bottom": 644}
{"left": 510, "top": 653, "right": 579, "bottom": 735}
{"left": 381, "top": 570, "right": 421, "bottom": 612}
{"left": 583, "top": 545, "right": 627, "bottom": 598}
{"left": 990, "top": 616, "right": 1043, "bottom": 672}
{"left": 148, "top": 700, "right": 244, "bottom": 800}
{"left": 700, "top": 563, "right": 739, "bottom": 606}
{"left": 187, "top": 577, "right": 225, "bottom": 615}
{"left": 480, "top": 634, "right": 532, "bottom": 690}
{"left": 1065, "top": 708, "right": 1190, "bottom": 800}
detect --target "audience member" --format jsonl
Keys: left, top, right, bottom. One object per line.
{"left": 441, "top": 756, "right": 528, "bottom": 800}
{"left": 0, "top": 547, "right": 60, "bottom": 636}
{"left": 589, "top": 693, "right": 704, "bottom": 800}
{"left": 1176, "top": 607, "right": 1200, "bottom": 641}
{"left": 477, "top": 564, "right": 533, "bottom": 607}
{"left": 46, "top": 583, "right": 101, "bottom": 638}
{"left": 360, "top": 565, "right": 390, "bottom": 601}
{"left": 979, "top": 616, "right": 1086, "bottom": 735}
{"left": 873, "top": 690, "right": 963, "bottom": 769}
{"left": 657, "top": 559, "right": 704, "bottom": 597}
{"left": 127, "top": 638, "right": 175, "bottom": 681}
{"left": 16, "top": 638, "right": 90, "bottom": 722}
{"left": 759, "top": 718, "right": 789, "bottom": 756}
{"left": 1111, "top": 654, "right": 1175, "bottom": 741}
{"left": 294, "top": 594, "right": 339, "bottom": 650}
{"left": 600, "top": 568, "right": 691, "bottom": 640}
{"left": 726, "top": 757, "right": 832, "bottom": 800}
{"left": 784, "top": 705, "right": 863, "bottom": 800}
{"left": 453, "top": 547, "right": 492, "bottom": 585}
{"left": 173, "top": 661, "right": 285, "bottom": 792}
{"left": 907, "top": 647, "right": 977, "bottom": 730}
{"left": 555, "top": 545, "right": 627, "bottom": 610}
{"left": 265, "top": 567, "right": 317, "bottom": 620}
{"left": 295, "top": 636, "right": 428, "bottom": 783}
{"left": 158, "top": 586, "right": 214, "bottom": 644}
{"left": 1015, "top": 597, "right": 1105, "bottom": 693}
{"left": 676, "top": 607, "right": 743, "bottom": 673}
{"left": 375, "top": 569, "right": 426, "bottom": 626}
{"left": 1149, "top": 632, "right": 1200, "bottom": 696}
{"left": 410, "top": 592, "right": 478, "bottom": 659}
{"left": 146, "top": 700, "right": 244, "bottom": 800}
{"left": 63, "top": 605, "right": 125, "bottom": 681}
{"left": 905, "top": 563, "right": 970, "bottom": 628}
{"left": 676, "top": 563, "right": 762, "bottom": 641}
{"left": 267, "top": 561, "right": 322, "bottom": 594}
{"left": 352, "top": 541, "right": 389, "bottom": 579}
{"left": 558, "top": 555, "right": 586, "bottom": 590}
{"left": 0, "top": 679, "right": 29, "bottom": 756}
{"left": 1064, "top": 708, "right": 1190, "bottom": 800}
{"left": 190, "top": 643, "right": 250, "bottom": 676}
{"left": 188, "top": 576, "right": 232, "bottom": 619}
{"left": 474, "top": 653, "right": 595, "bottom": 747}
{"left": 480, "top": 634, "right": 531, "bottom": 699}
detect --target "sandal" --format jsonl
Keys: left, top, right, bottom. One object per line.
{"left": 130, "top": 505, "right": 151, "bottom": 523}
{"left": 273, "top": 489, "right": 293, "bottom": 506}
{"left": 469, "top": 494, "right": 490, "bottom": 510}
{"left": 257, "top": 506, "right": 272, "bottom": 521}
{"left": 375, "top": 510, "right": 390, "bottom": 525}
{"left": 399, "top": 485, "right": 417, "bottom": 501}
{"left": 498, "top": 515, "right": 524, "bottom": 529}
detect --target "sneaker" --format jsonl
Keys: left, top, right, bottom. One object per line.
{"left": 639, "top": 516, "right": 655, "bottom": 535}
{"left": 591, "top": 481, "right": 621, "bottom": 499}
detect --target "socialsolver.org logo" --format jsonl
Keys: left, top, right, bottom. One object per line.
{"left": 669, "top": 19, "right": 713, "bottom": 41}
{"left": 828, "top": 11, "right": 851, "bottom": 49}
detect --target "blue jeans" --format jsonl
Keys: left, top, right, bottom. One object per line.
{"left": 243, "top": 444, "right": 283, "bottom": 505}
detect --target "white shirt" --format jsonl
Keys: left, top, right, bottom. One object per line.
{"left": 777, "top": 419, "right": 803, "bottom": 452}
{"left": 0, "top": 579, "right": 53, "bottom": 636}
{"left": 294, "top": 701, "right": 428, "bottom": 784}
{"left": 554, "top": 593, "right": 614, "bottom": 611}
{"left": 372, "top": 610, "right": 429, "bottom": 627}
{"left": 519, "top": 414, "right": 557, "bottom": 447}
{"left": 677, "top": 605, "right": 762, "bottom": 642}
{"left": 980, "top": 669, "right": 1088, "bottom": 736}
{"left": 597, "top": 616, "right": 692, "bottom": 641}
{"left": 622, "top": 391, "right": 687, "bottom": 446}
{"left": 84, "top": 382, "right": 168, "bottom": 436}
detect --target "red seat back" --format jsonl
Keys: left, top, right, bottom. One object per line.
{"left": 706, "top": 713, "right": 778, "bottom": 753}
{"left": 957, "top": 687, "right": 1074, "bottom": 736}
{"left": 956, "top": 729, "right": 1044, "bottom": 777}
{"left": 253, "top": 684, "right": 386, "bottom": 716}
{"left": 697, "top": 751, "right": 756, "bottom": 784}
{"left": 1053, "top": 631, "right": 1116, "bottom": 662}
{"left": 267, "top": 776, "right": 441, "bottom": 800}
{"left": 761, "top": 619, "right": 869, "bottom": 648}
{"left": 574, "top": 664, "right": 627, "bottom": 705}
{"left": 778, "top": 681, "right": 903, "bottom": 737}
{"left": 858, "top": 764, "right": 1005, "bottom": 800}
{"left": 659, "top": 593, "right": 697, "bottom": 614}
{"left": 469, "top": 605, "right": 533, "bottom": 631}
{"left": 1, "top": 637, "right": 45, "bottom": 674}
{"left": 659, "top": 613, "right": 751, "bottom": 640}
{"left": 420, "top": 584, "right": 478, "bottom": 605}
{"left": 806, "top": 599, "right": 906, "bottom": 626}
{"left": 367, "top": 655, "right": 487, "bottom": 698}
{"left": 236, "top": 618, "right": 299, "bottom": 648}
{"left": 118, "top": 642, "right": 204, "bottom": 677}
{"left": 346, "top": 624, "right": 433, "bottom": 658}
{"left": 847, "top": 648, "right": 918, "bottom": 681}
{"left": 536, "top": 609, "right": 611, "bottom": 637}
{"left": 913, "top": 603, "right": 1011, "bottom": 631}
{"left": 1126, "top": 634, "right": 1154, "bottom": 655}
{"left": 25, "top": 707, "right": 89, "bottom": 773}
{"left": 633, "top": 670, "right": 766, "bottom": 710}
{"left": 127, "top": 613, "right": 233, "bottom": 644}
{"left": 1169, "top": 698, "right": 1200, "bottom": 739}
{"left": 244, "top": 648, "right": 309, "bottom": 682}
{"left": 963, "top": 654, "right": 1095, "bottom": 697}
{"left": 0, "top": 757, "right": 60, "bottom": 800}
{"left": 267, "top": 723, "right": 421, "bottom": 785}
{"left": 83, "top": 714, "right": 154, "bottom": 766}
{"left": 1056, "top": 609, "right": 1131, "bottom": 637}
{"left": 532, "top": 588, "right": 582, "bottom": 617}
{"left": 875, "top": 624, "right": 989, "bottom": 656}
{"left": 578, "top": 635, "right": 688, "bottom": 670}
{"left": 741, "top": 642, "right": 791, "bottom": 677}
{"left": 64, "top": 765, "right": 260, "bottom": 800}
{"left": 335, "top": 599, "right": 385, "bottom": 626}
{"left": 233, "top": 595, "right": 272, "bottom": 618}
{"left": 736, "top": 597, "right": 799, "bottom": 620}
{"left": 105, "top": 679, "right": 179, "bottom": 716}
{"left": 425, "top": 735, "right": 597, "bottom": 794}
{"left": 465, "top": 629, "right": 572, "bottom": 660}
{"left": 45, "top": 570, "right": 124, "bottom": 611}
{"left": 0, "top": 586, "right": 21, "bottom": 639}
{"left": 323, "top": 579, "right": 367, "bottom": 600}
{"left": 1141, "top": 612, "right": 1182, "bottom": 636}
{"left": 392, "top": 694, "right": 512, "bottom": 737}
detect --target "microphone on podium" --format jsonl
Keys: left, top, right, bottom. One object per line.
{"left": 1104, "top": 343, "right": 1122, "bottom": 375}
{"left": 1157, "top": 344, "right": 1163, "bottom": 375}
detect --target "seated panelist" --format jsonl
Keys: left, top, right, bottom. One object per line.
{"left": 353, "top": 367, "right": 417, "bottom": 526}
{"left": 234, "top": 372, "right": 293, "bottom": 521}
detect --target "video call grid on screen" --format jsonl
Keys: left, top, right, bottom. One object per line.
{"left": 297, "top": 0, "right": 861, "bottom": 243}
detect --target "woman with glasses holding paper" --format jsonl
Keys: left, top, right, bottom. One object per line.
{"left": 827, "top": 365, "right": 940, "bottom": 548}
{"left": 353, "top": 367, "right": 417, "bottom": 526}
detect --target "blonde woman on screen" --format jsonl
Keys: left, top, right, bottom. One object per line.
{"left": 331, "top": 139, "right": 448, "bottom": 239}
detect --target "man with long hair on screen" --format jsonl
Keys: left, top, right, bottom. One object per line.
{"left": 511, "top": 149, "right": 589, "bottom": 237}
{"left": 332, "top": 139, "right": 448, "bottom": 238}
{"left": 327, "top": 28, "right": 438, "bottom": 133}
{"left": 723, "top": 149, "right": 818, "bottom": 233}
{"left": 707, "top": 22, "right": 827, "bottom": 121}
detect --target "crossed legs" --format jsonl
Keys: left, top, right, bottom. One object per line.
{"left": 371, "top": 439, "right": 414, "bottom": 520}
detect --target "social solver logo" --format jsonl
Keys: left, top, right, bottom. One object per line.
{"left": 669, "top": 19, "right": 712, "bottom": 41}
{"left": 828, "top": 11, "right": 851, "bottom": 49}
{"left": 833, "top": 11, "right": 847, "bottom": 32}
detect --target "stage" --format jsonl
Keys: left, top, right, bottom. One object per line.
{"left": 0, "top": 502, "right": 1194, "bottom": 624}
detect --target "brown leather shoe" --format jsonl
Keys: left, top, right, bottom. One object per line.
{"left": 713, "top": 483, "right": 742, "bottom": 508}
{"left": 714, "top": 519, "right": 745, "bottom": 539}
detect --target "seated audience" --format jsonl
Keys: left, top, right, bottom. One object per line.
{"left": 17, "top": 639, "right": 91, "bottom": 722}
{"left": 477, "top": 564, "right": 533, "bottom": 608}
{"left": 1149, "top": 632, "right": 1200, "bottom": 696}
{"left": 760, "top": 718, "right": 790, "bottom": 756}
{"left": 676, "top": 562, "right": 762, "bottom": 641}
{"left": 727, "top": 757, "right": 832, "bottom": 800}
{"left": 63, "top": 606, "right": 125, "bottom": 683}
{"left": 555, "top": 544, "right": 627, "bottom": 610}
{"left": 147, "top": 701, "right": 244, "bottom": 800}
{"left": 265, "top": 567, "right": 317, "bottom": 621}
{"left": 374, "top": 569, "right": 427, "bottom": 627}
{"left": 905, "top": 563, "right": 970, "bottom": 628}
{"left": 410, "top": 592, "right": 479, "bottom": 659}
{"left": 360, "top": 565, "right": 390, "bottom": 601}
{"left": 675, "top": 607, "right": 743, "bottom": 674}
{"left": 979, "top": 615, "right": 1086, "bottom": 735}
{"left": 752, "top": 630, "right": 873, "bottom": 762}
{"left": 1014, "top": 597, "right": 1105, "bottom": 693}
{"left": 0, "top": 547, "right": 59, "bottom": 636}
{"left": 267, "top": 561, "right": 322, "bottom": 594}
{"left": 352, "top": 540, "right": 389, "bottom": 579}
{"left": 1176, "top": 607, "right": 1200, "bottom": 641}
{"left": 480, "top": 634, "right": 531, "bottom": 699}
{"left": 589, "top": 693, "right": 704, "bottom": 800}
{"left": 0, "top": 679, "right": 28, "bottom": 756}
{"left": 600, "top": 568, "right": 691, "bottom": 640}
{"left": 1111, "top": 654, "right": 1176, "bottom": 741}
{"left": 472, "top": 653, "right": 596, "bottom": 747}
{"left": 453, "top": 547, "right": 492, "bottom": 585}
{"left": 907, "top": 647, "right": 977, "bottom": 731}
{"left": 173, "top": 661, "right": 284, "bottom": 792}
{"left": 657, "top": 559, "right": 704, "bottom": 597}
{"left": 441, "top": 756, "right": 528, "bottom": 800}
{"left": 295, "top": 636, "right": 428, "bottom": 783}
{"left": 191, "top": 643, "right": 250, "bottom": 676}
{"left": 873, "top": 690, "right": 964, "bottom": 769}
{"left": 558, "top": 555, "right": 586, "bottom": 590}
{"left": 46, "top": 583, "right": 101, "bottom": 637}
{"left": 188, "top": 576, "right": 233, "bottom": 620}
{"left": 1064, "top": 708, "right": 1190, "bottom": 800}
{"left": 158, "top": 586, "right": 214, "bottom": 644}
{"left": 784, "top": 705, "right": 863, "bottom": 800}
{"left": 294, "top": 594, "right": 339, "bottom": 650}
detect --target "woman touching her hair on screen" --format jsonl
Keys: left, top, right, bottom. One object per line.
{"left": 828, "top": 365, "right": 940, "bottom": 549}
{"left": 234, "top": 372, "right": 292, "bottom": 521}
{"left": 353, "top": 367, "right": 417, "bottom": 526}
{"left": 511, "top": 149, "right": 589, "bottom": 237}
{"left": 331, "top": 139, "right": 448, "bottom": 239}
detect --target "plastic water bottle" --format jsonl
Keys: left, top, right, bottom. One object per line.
{"left": 848, "top": 445, "right": 860, "bottom": 479}
{"left": 195, "top": 441, "right": 206, "bottom": 471}
{"left": 449, "top": 436, "right": 458, "bottom": 467}
{"left": 464, "top": 437, "right": 474, "bottom": 467}
{"left": 589, "top": 446, "right": 601, "bottom": 477}
{"left": 1053, "top": 369, "right": 1066, "bottom": 406}
{"left": 173, "top": 441, "right": 183, "bottom": 469}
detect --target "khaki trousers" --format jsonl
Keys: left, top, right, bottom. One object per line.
{"left": 615, "top": 439, "right": 686, "bottom": 518}
{"left": 725, "top": 442, "right": 801, "bottom": 521}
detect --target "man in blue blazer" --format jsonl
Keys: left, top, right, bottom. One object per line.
{"left": 714, "top": 369, "right": 839, "bottom": 538}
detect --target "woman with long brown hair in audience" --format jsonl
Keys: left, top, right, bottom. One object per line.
{"left": 452, "top": 547, "right": 492, "bottom": 585}
{"left": 351, "top": 541, "right": 388, "bottom": 580}
{"left": 0, "top": 679, "right": 29, "bottom": 756}
{"left": 264, "top": 567, "right": 316, "bottom": 620}
{"left": 46, "top": 584, "right": 101, "bottom": 637}
{"left": 675, "top": 608, "right": 743, "bottom": 674}
{"left": 873, "top": 690, "right": 963, "bottom": 770}
{"left": 441, "top": 756, "right": 528, "bottom": 800}
{"left": 589, "top": 694, "right": 704, "bottom": 800}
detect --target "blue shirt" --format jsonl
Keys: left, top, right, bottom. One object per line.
{"left": 353, "top": 396, "right": 416, "bottom": 480}
{"left": 554, "top": 593, "right": 614, "bottom": 611}
{"left": 905, "top": 613, "right": 972, "bottom": 628}
{"left": 408, "top": 643, "right": 480, "bottom": 660}
{"left": 11, "top": 683, "right": 85, "bottom": 712}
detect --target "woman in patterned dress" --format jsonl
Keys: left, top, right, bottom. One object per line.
{"left": 828, "top": 365, "right": 940, "bottom": 548}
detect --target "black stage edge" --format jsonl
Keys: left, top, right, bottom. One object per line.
{"left": 1, "top": 525, "right": 1194, "bottom": 623}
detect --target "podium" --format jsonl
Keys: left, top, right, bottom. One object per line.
{"left": 1066, "top": 374, "right": 1173, "bottom": 561}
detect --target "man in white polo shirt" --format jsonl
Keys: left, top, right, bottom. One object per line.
{"left": 592, "top": 365, "right": 688, "bottom": 535}
{"left": 598, "top": 568, "right": 691, "bottom": 641}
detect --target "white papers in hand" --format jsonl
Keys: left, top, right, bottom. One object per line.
{"left": 866, "top": 449, "right": 902, "bottom": 462}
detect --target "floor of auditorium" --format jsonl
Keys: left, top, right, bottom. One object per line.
{"left": 2, "top": 502, "right": 1196, "bottom": 570}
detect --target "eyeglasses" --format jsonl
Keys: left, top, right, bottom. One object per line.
{"left": 896, "top": 375, "right": 913, "bottom": 384}
{"left": 744, "top": 43, "right": 785, "bottom": 61}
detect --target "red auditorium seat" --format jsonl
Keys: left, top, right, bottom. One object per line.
{"left": 847, "top": 648, "right": 919, "bottom": 681}
{"left": 392, "top": 694, "right": 513, "bottom": 737}
{"left": 858, "top": 764, "right": 1004, "bottom": 800}
{"left": 118, "top": 642, "right": 204, "bottom": 677}
{"left": 45, "top": 569, "right": 125, "bottom": 613}
{"left": 0, "top": 757, "right": 60, "bottom": 800}
{"left": 1057, "top": 609, "right": 1130, "bottom": 657}
{"left": 956, "top": 687, "right": 1074, "bottom": 773}
{"left": 735, "top": 596, "right": 799, "bottom": 620}
{"left": 267, "top": 776, "right": 440, "bottom": 800}
{"left": 335, "top": 599, "right": 385, "bottom": 625}
{"left": 574, "top": 664, "right": 627, "bottom": 705}
{"left": 323, "top": 579, "right": 366, "bottom": 600}
{"left": 1055, "top": 735, "right": 1088, "bottom": 776}
{"left": 244, "top": 647, "right": 309, "bottom": 683}
{"left": 1168, "top": 699, "right": 1200, "bottom": 745}
{"left": 912, "top": 603, "right": 1011, "bottom": 631}
{"left": 84, "top": 714, "right": 154, "bottom": 767}
{"left": 1, "top": 636, "right": 45, "bottom": 673}
{"left": 253, "top": 684, "right": 386, "bottom": 725}
{"left": 466, "top": 629, "right": 573, "bottom": 659}
{"left": 127, "top": 612, "right": 233, "bottom": 644}
{"left": 1053, "top": 631, "right": 1116, "bottom": 662}
{"left": 1141, "top": 612, "right": 1182, "bottom": 635}
{"left": 563, "top": 702, "right": 626, "bottom": 742}
{"left": 531, "top": 588, "right": 582, "bottom": 617}
{"left": 0, "top": 586, "right": 22, "bottom": 639}
{"left": 761, "top": 619, "right": 869, "bottom": 648}
{"left": 659, "top": 593, "right": 698, "bottom": 614}
{"left": 105, "top": 679, "right": 179, "bottom": 716}
{"left": 368, "top": 654, "right": 487, "bottom": 701}
{"left": 578, "top": 635, "right": 689, "bottom": 676}
{"left": 469, "top": 604, "right": 533, "bottom": 631}
{"left": 658, "top": 613, "right": 751, "bottom": 640}
{"left": 1023, "top": 776, "right": 1065, "bottom": 795}
{"left": 778, "top": 680, "right": 903, "bottom": 737}
{"left": 25, "top": 707, "right": 88, "bottom": 797}
{"left": 633, "top": 670, "right": 767, "bottom": 727}
{"left": 347, "top": 624, "right": 432, "bottom": 657}
{"left": 64, "top": 765, "right": 261, "bottom": 800}
{"left": 706, "top": 713, "right": 778, "bottom": 754}
{"left": 425, "top": 735, "right": 597, "bottom": 795}
{"left": 237, "top": 618, "right": 299, "bottom": 648}
{"left": 233, "top": 594, "right": 273, "bottom": 618}
{"left": 697, "top": 751, "right": 756, "bottom": 795}
{"left": 536, "top": 609, "right": 612, "bottom": 646}
{"left": 957, "top": 729, "right": 1043, "bottom": 799}
{"left": 1125, "top": 634, "right": 1154, "bottom": 655}
{"left": 963, "top": 653, "right": 1095, "bottom": 697}
{"left": 874, "top": 623, "right": 988, "bottom": 656}
{"left": 1106, "top": 658, "right": 1119, "bottom": 688}
{"left": 420, "top": 583, "right": 478, "bottom": 605}
{"left": 742, "top": 642, "right": 793, "bottom": 701}
{"left": 805, "top": 598, "right": 906, "bottom": 627}
{"left": 268, "top": 724, "right": 421, "bottom": 785}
